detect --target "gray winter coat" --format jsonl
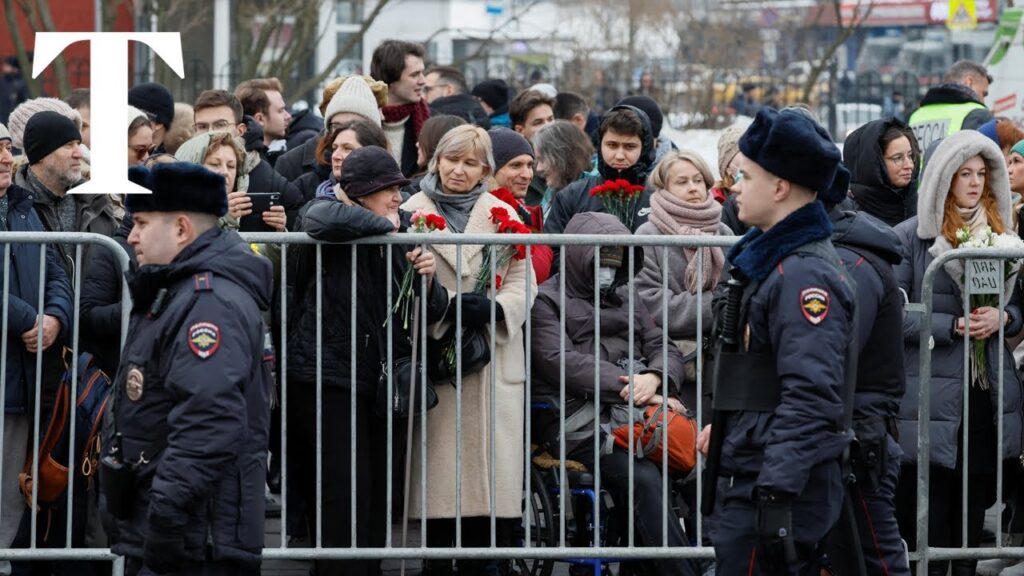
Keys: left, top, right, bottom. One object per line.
{"left": 892, "top": 130, "right": 1024, "bottom": 469}
{"left": 634, "top": 221, "right": 731, "bottom": 340}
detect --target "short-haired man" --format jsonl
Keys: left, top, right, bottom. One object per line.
{"left": 102, "top": 163, "right": 274, "bottom": 576}
{"left": 235, "top": 77, "right": 292, "bottom": 149}
{"left": 371, "top": 40, "right": 430, "bottom": 176}
{"left": 128, "top": 82, "right": 175, "bottom": 152}
{"left": 553, "top": 92, "right": 590, "bottom": 134}
{"left": 13, "top": 111, "right": 116, "bottom": 275}
{"left": 699, "top": 108, "right": 855, "bottom": 573}
{"left": 908, "top": 59, "right": 993, "bottom": 151}
{"left": 544, "top": 105, "right": 656, "bottom": 234}
{"left": 64, "top": 88, "right": 91, "bottom": 149}
{"left": 0, "top": 123, "right": 72, "bottom": 575}
{"left": 425, "top": 66, "right": 491, "bottom": 128}
{"left": 510, "top": 90, "right": 555, "bottom": 141}
{"left": 192, "top": 89, "right": 300, "bottom": 222}
{"left": 423, "top": 65, "right": 468, "bottom": 104}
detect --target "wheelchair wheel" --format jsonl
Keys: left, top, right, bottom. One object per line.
{"left": 514, "top": 464, "right": 556, "bottom": 576}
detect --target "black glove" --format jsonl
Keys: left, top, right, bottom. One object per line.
{"left": 755, "top": 488, "right": 798, "bottom": 573}
{"left": 446, "top": 293, "right": 504, "bottom": 328}
{"left": 143, "top": 513, "right": 188, "bottom": 574}
{"left": 242, "top": 114, "right": 268, "bottom": 155}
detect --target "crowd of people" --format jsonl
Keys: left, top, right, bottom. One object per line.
{"left": 0, "top": 38, "right": 1023, "bottom": 576}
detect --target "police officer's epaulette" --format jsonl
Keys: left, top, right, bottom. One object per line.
{"left": 193, "top": 272, "right": 214, "bottom": 292}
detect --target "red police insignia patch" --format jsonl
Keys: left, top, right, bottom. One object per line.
{"left": 800, "top": 287, "right": 829, "bottom": 325}
{"left": 188, "top": 322, "right": 220, "bottom": 359}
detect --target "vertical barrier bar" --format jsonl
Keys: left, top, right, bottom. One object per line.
{"left": 315, "top": 243, "right": 323, "bottom": 549}
{"left": 627, "top": 244, "right": 635, "bottom": 546}
{"left": 524, "top": 244, "right": 533, "bottom": 549}
{"left": 280, "top": 244, "right": 288, "bottom": 549}
{"left": 962, "top": 257, "right": 971, "bottom": 550}
{"left": 488, "top": 244, "right": 497, "bottom": 547}
{"left": 351, "top": 244, "right": 358, "bottom": 547}
{"left": 420, "top": 267, "right": 428, "bottom": 546}
{"left": 386, "top": 244, "right": 393, "bottom": 548}
{"left": 918, "top": 254, "right": 937, "bottom": 573}
{"left": 66, "top": 244, "right": 83, "bottom": 547}
{"left": 455, "top": 244, "right": 463, "bottom": 548}
{"left": 695, "top": 242, "right": 704, "bottom": 545}
{"left": 996, "top": 261, "right": 1005, "bottom": 549}
{"left": 29, "top": 244, "right": 46, "bottom": 548}
{"left": 593, "top": 245, "right": 602, "bottom": 548}
{"left": 661, "top": 243, "right": 671, "bottom": 545}
{"left": 0, "top": 245, "right": 11, "bottom": 530}
{"left": 558, "top": 246, "right": 566, "bottom": 548}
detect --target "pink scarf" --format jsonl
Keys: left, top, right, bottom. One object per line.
{"left": 648, "top": 188, "right": 725, "bottom": 293}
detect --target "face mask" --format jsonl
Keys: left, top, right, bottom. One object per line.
{"left": 598, "top": 266, "right": 617, "bottom": 290}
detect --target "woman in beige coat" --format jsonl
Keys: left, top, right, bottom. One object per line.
{"left": 401, "top": 124, "right": 537, "bottom": 575}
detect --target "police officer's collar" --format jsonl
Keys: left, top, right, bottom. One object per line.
{"left": 727, "top": 201, "right": 832, "bottom": 282}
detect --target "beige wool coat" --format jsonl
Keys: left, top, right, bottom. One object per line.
{"left": 401, "top": 191, "right": 537, "bottom": 519}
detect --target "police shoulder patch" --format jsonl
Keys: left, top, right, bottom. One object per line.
{"left": 800, "top": 287, "right": 829, "bottom": 325}
{"left": 188, "top": 321, "right": 221, "bottom": 359}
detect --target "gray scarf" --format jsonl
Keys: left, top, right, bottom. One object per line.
{"left": 419, "top": 171, "right": 487, "bottom": 233}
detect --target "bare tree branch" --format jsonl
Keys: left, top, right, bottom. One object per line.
{"left": 2, "top": 0, "right": 42, "bottom": 96}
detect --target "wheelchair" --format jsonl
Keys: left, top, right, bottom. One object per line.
{"left": 513, "top": 413, "right": 700, "bottom": 576}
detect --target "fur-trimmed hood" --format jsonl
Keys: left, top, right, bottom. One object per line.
{"left": 916, "top": 130, "right": 1012, "bottom": 240}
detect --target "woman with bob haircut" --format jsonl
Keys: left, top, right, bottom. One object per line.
{"left": 401, "top": 124, "right": 537, "bottom": 575}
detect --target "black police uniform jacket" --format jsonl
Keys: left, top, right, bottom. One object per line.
{"left": 717, "top": 202, "right": 855, "bottom": 538}
{"left": 103, "top": 227, "right": 274, "bottom": 566}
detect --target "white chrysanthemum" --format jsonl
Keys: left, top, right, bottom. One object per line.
{"left": 993, "top": 233, "right": 1024, "bottom": 250}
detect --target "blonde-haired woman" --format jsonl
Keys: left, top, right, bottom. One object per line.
{"left": 635, "top": 150, "right": 728, "bottom": 406}
{"left": 402, "top": 124, "right": 537, "bottom": 574}
{"left": 892, "top": 130, "right": 1024, "bottom": 575}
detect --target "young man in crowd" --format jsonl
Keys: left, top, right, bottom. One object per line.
{"left": 370, "top": 40, "right": 430, "bottom": 176}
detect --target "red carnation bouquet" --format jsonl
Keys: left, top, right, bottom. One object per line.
{"left": 388, "top": 209, "right": 446, "bottom": 329}
{"left": 590, "top": 178, "right": 645, "bottom": 230}
{"left": 441, "top": 203, "right": 530, "bottom": 373}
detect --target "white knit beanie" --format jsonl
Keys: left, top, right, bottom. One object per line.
{"left": 323, "top": 77, "right": 382, "bottom": 128}
{"left": 7, "top": 97, "right": 83, "bottom": 150}
{"left": 127, "top": 104, "right": 148, "bottom": 126}
{"left": 0, "top": 122, "right": 10, "bottom": 142}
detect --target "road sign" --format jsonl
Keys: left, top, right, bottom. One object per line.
{"left": 947, "top": 0, "right": 978, "bottom": 30}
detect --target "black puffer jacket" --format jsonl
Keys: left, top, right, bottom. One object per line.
{"left": 843, "top": 118, "right": 918, "bottom": 227}
{"left": 287, "top": 199, "right": 448, "bottom": 396}
{"left": 273, "top": 135, "right": 330, "bottom": 218}
{"left": 531, "top": 212, "right": 686, "bottom": 457}
{"left": 544, "top": 104, "right": 656, "bottom": 235}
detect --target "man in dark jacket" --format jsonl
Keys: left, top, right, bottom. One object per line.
{"left": 13, "top": 111, "right": 116, "bottom": 277}
{"left": 284, "top": 106, "right": 323, "bottom": 152}
{"left": 544, "top": 104, "right": 656, "bottom": 235}
{"left": 530, "top": 211, "right": 695, "bottom": 576}
{"left": 101, "top": 163, "right": 274, "bottom": 576}
{"left": 908, "top": 59, "right": 993, "bottom": 153}
{"left": 700, "top": 108, "right": 855, "bottom": 573}
{"left": 823, "top": 181, "right": 910, "bottom": 574}
{"left": 0, "top": 123, "right": 73, "bottom": 571}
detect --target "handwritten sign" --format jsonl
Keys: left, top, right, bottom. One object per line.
{"left": 967, "top": 259, "right": 1001, "bottom": 295}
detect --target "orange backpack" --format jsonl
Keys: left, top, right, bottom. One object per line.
{"left": 611, "top": 404, "right": 698, "bottom": 476}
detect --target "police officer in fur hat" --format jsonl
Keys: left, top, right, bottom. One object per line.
{"left": 697, "top": 108, "right": 856, "bottom": 574}
{"left": 100, "top": 163, "right": 274, "bottom": 576}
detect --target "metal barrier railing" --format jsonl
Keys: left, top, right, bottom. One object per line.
{"left": 0, "top": 231, "right": 1022, "bottom": 573}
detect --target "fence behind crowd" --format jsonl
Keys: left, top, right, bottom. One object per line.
{"left": 0, "top": 231, "right": 1022, "bottom": 573}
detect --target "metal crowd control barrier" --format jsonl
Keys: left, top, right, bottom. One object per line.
{"left": 912, "top": 247, "right": 1024, "bottom": 571}
{"left": 2, "top": 231, "right": 1024, "bottom": 573}
{"left": 0, "top": 232, "right": 129, "bottom": 574}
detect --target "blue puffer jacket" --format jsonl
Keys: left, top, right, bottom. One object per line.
{"left": 1, "top": 184, "right": 73, "bottom": 414}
